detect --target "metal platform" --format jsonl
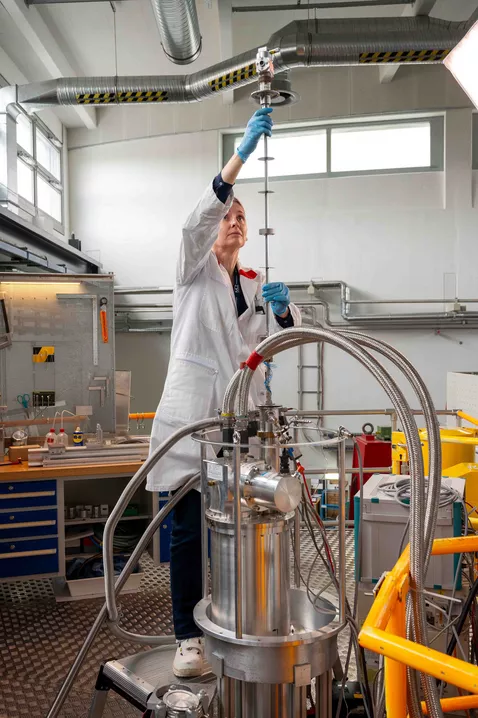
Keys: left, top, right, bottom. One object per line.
{"left": 87, "top": 646, "right": 216, "bottom": 717}
{"left": 0, "top": 531, "right": 355, "bottom": 718}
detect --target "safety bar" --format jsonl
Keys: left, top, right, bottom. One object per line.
{"left": 359, "top": 535, "right": 478, "bottom": 718}
{"left": 457, "top": 410, "right": 478, "bottom": 427}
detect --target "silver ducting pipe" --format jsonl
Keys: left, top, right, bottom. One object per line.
{"left": 17, "top": 14, "right": 477, "bottom": 107}
{"left": 150, "top": 0, "right": 202, "bottom": 65}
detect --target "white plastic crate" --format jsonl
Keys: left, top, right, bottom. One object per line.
{"left": 355, "top": 474, "right": 465, "bottom": 590}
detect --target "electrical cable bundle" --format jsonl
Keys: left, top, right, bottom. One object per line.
{"left": 289, "top": 438, "right": 375, "bottom": 718}
{"left": 94, "top": 520, "right": 145, "bottom": 553}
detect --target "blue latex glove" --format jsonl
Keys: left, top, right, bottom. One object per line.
{"left": 262, "top": 282, "right": 290, "bottom": 316}
{"left": 236, "top": 107, "right": 273, "bottom": 163}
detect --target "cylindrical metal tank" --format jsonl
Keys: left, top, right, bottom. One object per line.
{"left": 209, "top": 512, "right": 292, "bottom": 637}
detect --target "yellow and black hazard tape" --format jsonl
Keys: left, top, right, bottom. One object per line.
{"left": 76, "top": 90, "right": 169, "bottom": 105}
{"left": 76, "top": 92, "right": 116, "bottom": 105}
{"left": 209, "top": 63, "right": 257, "bottom": 93}
{"left": 359, "top": 49, "right": 451, "bottom": 64}
{"left": 117, "top": 90, "right": 168, "bottom": 103}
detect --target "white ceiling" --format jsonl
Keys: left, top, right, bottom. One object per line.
{"left": 0, "top": 0, "right": 477, "bottom": 129}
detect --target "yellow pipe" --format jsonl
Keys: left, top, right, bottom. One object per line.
{"left": 359, "top": 535, "right": 478, "bottom": 697}
{"left": 385, "top": 595, "right": 407, "bottom": 718}
{"left": 431, "top": 535, "right": 478, "bottom": 556}
{"left": 129, "top": 412, "right": 155, "bottom": 420}
{"left": 363, "top": 546, "right": 410, "bottom": 631}
{"left": 360, "top": 627, "right": 478, "bottom": 694}
{"left": 457, "top": 410, "right": 478, "bottom": 427}
{"left": 419, "top": 695, "right": 478, "bottom": 715}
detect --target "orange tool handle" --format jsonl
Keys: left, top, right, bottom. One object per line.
{"left": 100, "top": 308, "right": 109, "bottom": 344}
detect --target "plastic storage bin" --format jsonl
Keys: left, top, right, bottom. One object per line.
{"left": 354, "top": 473, "right": 465, "bottom": 590}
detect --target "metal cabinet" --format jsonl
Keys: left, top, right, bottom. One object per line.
{"left": 0, "top": 480, "right": 59, "bottom": 580}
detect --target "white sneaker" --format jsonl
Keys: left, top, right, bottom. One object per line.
{"left": 172, "top": 637, "right": 205, "bottom": 678}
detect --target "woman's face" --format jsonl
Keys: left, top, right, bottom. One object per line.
{"left": 215, "top": 201, "right": 248, "bottom": 253}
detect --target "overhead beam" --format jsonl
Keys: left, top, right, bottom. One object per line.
{"left": 0, "top": 0, "right": 96, "bottom": 128}
{"left": 232, "top": 0, "right": 413, "bottom": 11}
{"left": 379, "top": 0, "right": 438, "bottom": 83}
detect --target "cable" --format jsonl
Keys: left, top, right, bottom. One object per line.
{"left": 446, "top": 576, "right": 478, "bottom": 657}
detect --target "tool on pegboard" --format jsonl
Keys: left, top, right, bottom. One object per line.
{"left": 99, "top": 297, "right": 109, "bottom": 344}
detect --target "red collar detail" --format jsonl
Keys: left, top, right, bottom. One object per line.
{"left": 239, "top": 268, "right": 257, "bottom": 280}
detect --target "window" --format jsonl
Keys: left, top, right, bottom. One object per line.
{"left": 36, "top": 127, "right": 61, "bottom": 181}
{"left": 17, "top": 158, "right": 34, "bottom": 204}
{"left": 14, "top": 112, "right": 63, "bottom": 229}
{"left": 223, "top": 115, "right": 443, "bottom": 182}
{"left": 331, "top": 122, "right": 431, "bottom": 173}
{"left": 232, "top": 129, "right": 327, "bottom": 180}
{"left": 37, "top": 175, "right": 62, "bottom": 223}
{"left": 16, "top": 114, "right": 33, "bottom": 155}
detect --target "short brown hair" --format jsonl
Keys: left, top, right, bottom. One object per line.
{"left": 233, "top": 197, "right": 245, "bottom": 212}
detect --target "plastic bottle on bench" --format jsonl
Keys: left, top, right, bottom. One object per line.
{"left": 44, "top": 427, "right": 56, "bottom": 449}
{"left": 56, "top": 428, "right": 69, "bottom": 447}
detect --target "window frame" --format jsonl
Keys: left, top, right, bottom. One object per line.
{"left": 222, "top": 114, "right": 444, "bottom": 183}
{"left": 14, "top": 110, "right": 64, "bottom": 233}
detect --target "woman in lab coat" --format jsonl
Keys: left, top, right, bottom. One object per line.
{"left": 147, "top": 107, "right": 301, "bottom": 677}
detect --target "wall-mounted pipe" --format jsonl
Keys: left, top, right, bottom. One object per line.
{"left": 150, "top": 0, "right": 202, "bottom": 65}
{"left": 15, "top": 14, "right": 478, "bottom": 107}
{"left": 113, "top": 281, "right": 478, "bottom": 330}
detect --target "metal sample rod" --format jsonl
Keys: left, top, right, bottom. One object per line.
{"left": 252, "top": 46, "right": 279, "bottom": 403}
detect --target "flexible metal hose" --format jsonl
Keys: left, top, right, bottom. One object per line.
{"left": 46, "top": 473, "right": 200, "bottom": 718}
{"left": 103, "top": 417, "right": 220, "bottom": 622}
{"left": 227, "top": 327, "right": 441, "bottom": 718}
{"left": 342, "top": 330, "right": 442, "bottom": 718}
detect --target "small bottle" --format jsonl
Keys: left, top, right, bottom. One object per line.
{"left": 96, "top": 423, "right": 103, "bottom": 445}
{"left": 57, "top": 428, "right": 69, "bottom": 448}
{"left": 44, "top": 428, "right": 56, "bottom": 449}
{"left": 73, "top": 426, "right": 84, "bottom": 446}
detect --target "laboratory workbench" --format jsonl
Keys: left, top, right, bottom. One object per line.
{"left": 0, "top": 459, "right": 170, "bottom": 593}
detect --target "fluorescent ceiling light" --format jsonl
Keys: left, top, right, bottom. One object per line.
{"left": 445, "top": 21, "right": 478, "bottom": 109}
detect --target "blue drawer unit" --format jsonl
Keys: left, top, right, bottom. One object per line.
{"left": 0, "top": 508, "right": 57, "bottom": 539}
{"left": 0, "top": 536, "right": 59, "bottom": 579}
{"left": 0, "top": 480, "right": 57, "bottom": 509}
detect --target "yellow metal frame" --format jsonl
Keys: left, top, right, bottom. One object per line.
{"left": 359, "top": 535, "right": 478, "bottom": 718}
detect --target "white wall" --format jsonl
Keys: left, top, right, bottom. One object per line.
{"left": 68, "top": 98, "right": 478, "bottom": 434}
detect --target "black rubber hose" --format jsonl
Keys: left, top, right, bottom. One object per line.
{"left": 446, "top": 576, "right": 478, "bottom": 656}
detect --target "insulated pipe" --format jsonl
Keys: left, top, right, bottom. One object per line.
{"left": 45, "top": 473, "right": 199, "bottom": 718}
{"left": 103, "top": 417, "right": 220, "bottom": 624}
{"left": 230, "top": 329, "right": 440, "bottom": 717}
{"left": 150, "top": 0, "right": 202, "bottom": 65}
{"left": 17, "top": 15, "right": 477, "bottom": 107}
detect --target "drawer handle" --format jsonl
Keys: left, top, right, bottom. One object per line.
{"left": 9, "top": 516, "right": 14, "bottom": 521}
{"left": 0, "top": 520, "right": 56, "bottom": 530}
{"left": 0, "top": 548, "right": 57, "bottom": 559}
{"left": 0, "top": 491, "right": 56, "bottom": 500}
{"left": 8, "top": 486, "right": 13, "bottom": 491}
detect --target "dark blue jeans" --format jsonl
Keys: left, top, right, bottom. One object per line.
{"left": 170, "top": 489, "right": 203, "bottom": 641}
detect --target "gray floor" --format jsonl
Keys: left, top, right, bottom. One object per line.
{"left": 0, "top": 530, "right": 355, "bottom": 718}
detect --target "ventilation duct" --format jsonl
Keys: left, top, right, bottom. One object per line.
{"left": 16, "top": 14, "right": 478, "bottom": 108}
{"left": 150, "top": 0, "right": 202, "bottom": 65}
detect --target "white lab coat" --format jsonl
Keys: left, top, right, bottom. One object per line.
{"left": 146, "top": 184, "right": 301, "bottom": 492}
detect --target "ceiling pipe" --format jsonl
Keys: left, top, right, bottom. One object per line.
{"left": 15, "top": 13, "right": 478, "bottom": 107}
{"left": 232, "top": 1, "right": 414, "bottom": 12}
{"left": 150, "top": 0, "right": 202, "bottom": 65}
